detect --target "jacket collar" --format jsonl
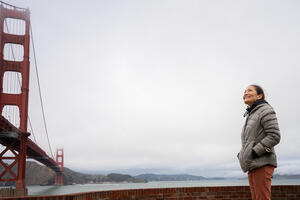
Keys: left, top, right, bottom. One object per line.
{"left": 243, "top": 99, "right": 268, "bottom": 117}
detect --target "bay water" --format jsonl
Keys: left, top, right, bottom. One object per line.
{"left": 27, "top": 179, "right": 300, "bottom": 196}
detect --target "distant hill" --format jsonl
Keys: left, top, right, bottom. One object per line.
{"left": 239, "top": 173, "right": 300, "bottom": 180}
{"left": 0, "top": 161, "right": 147, "bottom": 186}
{"left": 137, "top": 172, "right": 300, "bottom": 182}
{"left": 273, "top": 174, "right": 300, "bottom": 179}
{"left": 135, "top": 173, "right": 207, "bottom": 181}
{"left": 2, "top": 161, "right": 299, "bottom": 186}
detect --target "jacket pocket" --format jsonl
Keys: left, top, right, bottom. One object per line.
{"left": 244, "top": 141, "right": 255, "bottom": 164}
{"left": 239, "top": 141, "right": 255, "bottom": 172}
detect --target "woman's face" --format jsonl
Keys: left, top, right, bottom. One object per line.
{"left": 243, "top": 86, "right": 263, "bottom": 106}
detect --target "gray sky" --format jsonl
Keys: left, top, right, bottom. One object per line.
{"left": 5, "top": 0, "right": 300, "bottom": 177}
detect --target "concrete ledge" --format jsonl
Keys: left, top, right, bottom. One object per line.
{"left": 1, "top": 185, "right": 300, "bottom": 200}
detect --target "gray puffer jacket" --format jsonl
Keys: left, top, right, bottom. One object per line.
{"left": 238, "top": 102, "right": 281, "bottom": 173}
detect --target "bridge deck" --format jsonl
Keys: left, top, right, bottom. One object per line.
{"left": 0, "top": 115, "right": 61, "bottom": 174}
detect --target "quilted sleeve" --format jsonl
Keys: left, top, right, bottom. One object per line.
{"left": 252, "top": 106, "right": 281, "bottom": 156}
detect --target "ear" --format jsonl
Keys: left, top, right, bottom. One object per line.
{"left": 257, "top": 94, "right": 263, "bottom": 100}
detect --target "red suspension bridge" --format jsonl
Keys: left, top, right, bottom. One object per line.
{"left": 0, "top": 2, "right": 64, "bottom": 190}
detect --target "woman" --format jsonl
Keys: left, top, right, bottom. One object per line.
{"left": 238, "top": 85, "right": 280, "bottom": 200}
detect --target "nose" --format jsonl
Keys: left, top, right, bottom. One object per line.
{"left": 244, "top": 90, "right": 250, "bottom": 95}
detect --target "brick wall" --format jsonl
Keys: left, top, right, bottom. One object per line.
{"left": 1, "top": 185, "right": 300, "bottom": 200}
{"left": 0, "top": 188, "right": 28, "bottom": 197}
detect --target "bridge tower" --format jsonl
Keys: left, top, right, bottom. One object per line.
{"left": 0, "top": 4, "right": 30, "bottom": 190}
{"left": 55, "top": 148, "right": 64, "bottom": 185}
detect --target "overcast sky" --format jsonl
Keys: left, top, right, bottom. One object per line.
{"left": 4, "top": 0, "right": 300, "bottom": 177}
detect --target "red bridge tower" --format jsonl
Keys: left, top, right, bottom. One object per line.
{"left": 55, "top": 148, "right": 64, "bottom": 185}
{"left": 0, "top": 4, "right": 30, "bottom": 190}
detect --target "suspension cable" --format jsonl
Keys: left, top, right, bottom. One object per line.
{"left": 30, "top": 25, "right": 54, "bottom": 159}
{"left": 0, "top": 1, "right": 26, "bottom": 10}
{"left": 3, "top": 18, "right": 37, "bottom": 143}
{"left": 27, "top": 115, "right": 36, "bottom": 142}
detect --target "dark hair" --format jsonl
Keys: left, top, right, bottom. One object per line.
{"left": 251, "top": 84, "right": 265, "bottom": 100}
